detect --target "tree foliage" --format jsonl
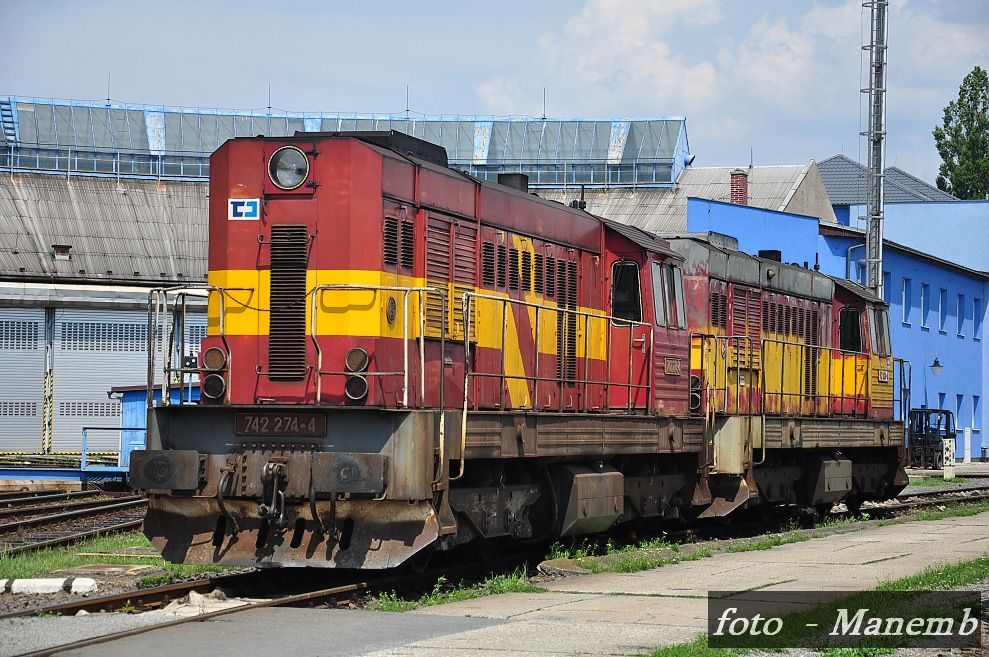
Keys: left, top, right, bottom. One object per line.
{"left": 933, "top": 66, "right": 989, "bottom": 200}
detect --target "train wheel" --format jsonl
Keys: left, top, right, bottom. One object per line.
{"left": 934, "top": 452, "right": 945, "bottom": 471}
{"left": 814, "top": 503, "right": 833, "bottom": 520}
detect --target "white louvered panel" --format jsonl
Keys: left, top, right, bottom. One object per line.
{"left": 0, "top": 309, "right": 45, "bottom": 451}
{"left": 53, "top": 309, "right": 207, "bottom": 451}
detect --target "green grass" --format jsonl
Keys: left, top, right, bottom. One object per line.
{"left": 0, "top": 532, "right": 225, "bottom": 581}
{"left": 910, "top": 499, "right": 989, "bottom": 521}
{"left": 643, "top": 555, "right": 989, "bottom": 657}
{"left": 726, "top": 534, "right": 809, "bottom": 553}
{"left": 367, "top": 569, "right": 544, "bottom": 612}
{"left": 908, "top": 476, "right": 962, "bottom": 487}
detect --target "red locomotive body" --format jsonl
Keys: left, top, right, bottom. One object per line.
{"left": 132, "top": 133, "right": 907, "bottom": 569}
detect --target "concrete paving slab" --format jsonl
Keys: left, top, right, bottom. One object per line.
{"left": 411, "top": 591, "right": 601, "bottom": 619}
{"left": 57, "top": 607, "right": 504, "bottom": 657}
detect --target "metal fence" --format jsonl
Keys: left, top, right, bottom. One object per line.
{"left": 3, "top": 144, "right": 677, "bottom": 188}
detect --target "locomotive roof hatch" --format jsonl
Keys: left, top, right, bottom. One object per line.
{"left": 664, "top": 234, "right": 836, "bottom": 302}
{"left": 290, "top": 130, "right": 449, "bottom": 168}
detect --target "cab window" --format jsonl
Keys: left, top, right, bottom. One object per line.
{"left": 611, "top": 260, "right": 641, "bottom": 323}
{"left": 651, "top": 262, "right": 667, "bottom": 326}
{"left": 664, "top": 265, "right": 687, "bottom": 329}
{"left": 838, "top": 307, "right": 862, "bottom": 352}
{"left": 876, "top": 308, "right": 891, "bottom": 356}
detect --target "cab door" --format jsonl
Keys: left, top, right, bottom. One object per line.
{"left": 608, "top": 259, "right": 650, "bottom": 410}
{"left": 649, "top": 261, "right": 689, "bottom": 416}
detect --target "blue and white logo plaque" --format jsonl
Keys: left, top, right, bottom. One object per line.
{"left": 228, "top": 199, "right": 260, "bottom": 220}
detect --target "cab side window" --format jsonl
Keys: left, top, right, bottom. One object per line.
{"left": 611, "top": 260, "right": 642, "bottom": 323}
{"left": 838, "top": 307, "right": 862, "bottom": 352}
{"left": 651, "top": 262, "right": 667, "bottom": 326}
{"left": 665, "top": 264, "right": 687, "bottom": 329}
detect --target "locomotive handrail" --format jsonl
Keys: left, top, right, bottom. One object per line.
{"left": 148, "top": 285, "right": 247, "bottom": 407}
{"left": 461, "top": 292, "right": 654, "bottom": 416}
{"left": 758, "top": 337, "right": 877, "bottom": 419}
{"left": 309, "top": 284, "right": 447, "bottom": 408}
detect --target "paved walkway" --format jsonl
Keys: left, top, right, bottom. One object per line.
{"left": 57, "top": 511, "right": 989, "bottom": 657}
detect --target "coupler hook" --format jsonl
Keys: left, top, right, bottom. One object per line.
{"left": 259, "top": 461, "right": 288, "bottom": 528}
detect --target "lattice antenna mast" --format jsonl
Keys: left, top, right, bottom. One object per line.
{"left": 862, "top": 0, "right": 888, "bottom": 297}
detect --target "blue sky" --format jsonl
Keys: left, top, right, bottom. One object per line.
{"left": 4, "top": 0, "right": 987, "bottom": 182}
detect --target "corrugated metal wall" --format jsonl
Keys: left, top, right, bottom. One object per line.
{"left": 50, "top": 308, "right": 206, "bottom": 452}
{"left": 0, "top": 308, "right": 46, "bottom": 451}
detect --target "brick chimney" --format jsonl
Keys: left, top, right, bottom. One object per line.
{"left": 730, "top": 168, "right": 749, "bottom": 205}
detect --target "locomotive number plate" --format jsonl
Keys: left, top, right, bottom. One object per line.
{"left": 235, "top": 413, "right": 327, "bottom": 437}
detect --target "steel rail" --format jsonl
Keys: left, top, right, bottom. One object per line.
{"left": 0, "top": 498, "right": 146, "bottom": 534}
{"left": 0, "top": 495, "right": 141, "bottom": 520}
{"left": 0, "top": 491, "right": 99, "bottom": 507}
{"left": 0, "top": 517, "right": 144, "bottom": 556}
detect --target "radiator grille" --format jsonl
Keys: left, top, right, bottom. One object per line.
{"left": 556, "top": 260, "right": 578, "bottom": 382}
{"left": 383, "top": 217, "right": 399, "bottom": 266}
{"left": 400, "top": 219, "right": 415, "bottom": 269}
{"left": 481, "top": 242, "right": 495, "bottom": 285}
{"left": 534, "top": 253, "right": 544, "bottom": 294}
{"left": 268, "top": 225, "right": 309, "bottom": 380}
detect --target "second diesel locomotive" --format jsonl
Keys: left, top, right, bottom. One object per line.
{"left": 131, "top": 132, "right": 909, "bottom": 569}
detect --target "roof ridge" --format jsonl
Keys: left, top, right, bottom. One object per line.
{"left": 885, "top": 166, "right": 958, "bottom": 200}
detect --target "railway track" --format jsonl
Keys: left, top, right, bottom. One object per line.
{"left": 1, "top": 484, "right": 986, "bottom": 655}
{"left": 0, "top": 497, "right": 147, "bottom": 556}
{"left": 1, "top": 551, "right": 535, "bottom": 657}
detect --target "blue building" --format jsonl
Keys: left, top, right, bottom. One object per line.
{"left": 684, "top": 175, "right": 988, "bottom": 461}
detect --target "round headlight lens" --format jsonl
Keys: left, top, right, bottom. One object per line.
{"left": 345, "top": 375, "right": 369, "bottom": 402}
{"left": 202, "top": 347, "right": 227, "bottom": 371}
{"left": 202, "top": 373, "right": 227, "bottom": 400}
{"left": 268, "top": 146, "right": 309, "bottom": 190}
{"left": 345, "top": 347, "right": 370, "bottom": 372}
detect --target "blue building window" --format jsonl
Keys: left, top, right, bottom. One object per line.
{"left": 957, "top": 293, "right": 965, "bottom": 336}
{"left": 957, "top": 394, "right": 965, "bottom": 428}
{"left": 938, "top": 392, "right": 946, "bottom": 410}
{"left": 901, "top": 278, "right": 912, "bottom": 324}
{"left": 975, "top": 298, "right": 983, "bottom": 341}
{"left": 938, "top": 288, "right": 948, "bottom": 333}
{"left": 975, "top": 395, "right": 982, "bottom": 431}
{"left": 921, "top": 283, "right": 931, "bottom": 329}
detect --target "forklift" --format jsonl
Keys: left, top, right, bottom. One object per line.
{"left": 908, "top": 408, "right": 956, "bottom": 470}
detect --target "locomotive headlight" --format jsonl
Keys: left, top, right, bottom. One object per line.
{"left": 345, "top": 347, "right": 370, "bottom": 372}
{"left": 268, "top": 146, "right": 309, "bottom": 190}
{"left": 202, "top": 373, "right": 226, "bottom": 400}
{"left": 202, "top": 347, "right": 227, "bottom": 371}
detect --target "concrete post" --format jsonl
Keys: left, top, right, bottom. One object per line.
{"left": 943, "top": 437, "right": 956, "bottom": 480}
{"left": 963, "top": 427, "right": 971, "bottom": 464}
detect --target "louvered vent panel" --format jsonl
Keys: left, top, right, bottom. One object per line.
{"left": 383, "top": 217, "right": 399, "bottom": 266}
{"left": 400, "top": 220, "right": 415, "bottom": 270}
{"left": 534, "top": 253, "right": 544, "bottom": 294}
{"left": 496, "top": 245, "right": 507, "bottom": 288}
{"left": 268, "top": 225, "right": 309, "bottom": 380}
{"left": 0, "top": 321, "right": 39, "bottom": 350}
{"left": 481, "top": 242, "right": 495, "bottom": 285}
{"left": 508, "top": 248, "right": 519, "bottom": 290}
{"left": 546, "top": 257, "right": 556, "bottom": 298}
{"left": 556, "top": 260, "right": 578, "bottom": 381}
{"left": 424, "top": 216, "right": 452, "bottom": 338}
{"left": 451, "top": 222, "right": 477, "bottom": 340}
{"left": 804, "top": 309, "right": 820, "bottom": 397}
{"left": 521, "top": 251, "right": 532, "bottom": 292}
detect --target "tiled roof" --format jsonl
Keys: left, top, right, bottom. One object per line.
{"left": 818, "top": 154, "right": 957, "bottom": 204}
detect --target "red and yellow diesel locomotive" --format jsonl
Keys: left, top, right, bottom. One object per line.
{"left": 132, "top": 132, "right": 909, "bottom": 569}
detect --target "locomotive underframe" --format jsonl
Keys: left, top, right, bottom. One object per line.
{"left": 134, "top": 406, "right": 906, "bottom": 568}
